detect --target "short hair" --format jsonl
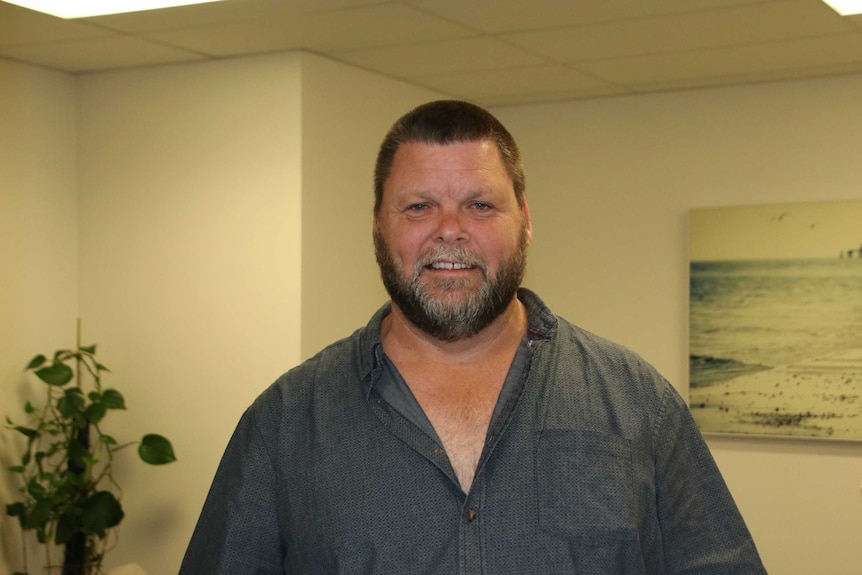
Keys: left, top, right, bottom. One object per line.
{"left": 373, "top": 100, "right": 525, "bottom": 213}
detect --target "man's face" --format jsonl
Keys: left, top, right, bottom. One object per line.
{"left": 374, "top": 140, "right": 532, "bottom": 341}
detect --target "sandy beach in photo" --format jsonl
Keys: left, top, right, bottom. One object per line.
{"left": 689, "top": 201, "right": 862, "bottom": 440}
{"left": 690, "top": 348, "right": 862, "bottom": 439}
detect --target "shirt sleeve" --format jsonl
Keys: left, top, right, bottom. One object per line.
{"left": 179, "top": 406, "right": 284, "bottom": 574}
{"left": 653, "top": 384, "right": 767, "bottom": 574}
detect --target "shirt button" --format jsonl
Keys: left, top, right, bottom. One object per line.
{"left": 465, "top": 508, "right": 477, "bottom": 522}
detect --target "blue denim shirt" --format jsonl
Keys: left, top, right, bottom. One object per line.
{"left": 180, "top": 289, "right": 766, "bottom": 574}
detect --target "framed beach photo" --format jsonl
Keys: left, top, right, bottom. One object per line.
{"left": 688, "top": 200, "right": 862, "bottom": 440}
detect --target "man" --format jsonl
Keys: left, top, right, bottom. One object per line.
{"left": 181, "top": 100, "right": 766, "bottom": 574}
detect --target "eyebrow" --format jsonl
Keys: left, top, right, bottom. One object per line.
{"left": 401, "top": 188, "right": 496, "bottom": 202}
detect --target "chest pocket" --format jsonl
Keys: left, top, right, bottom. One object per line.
{"left": 536, "top": 429, "right": 637, "bottom": 544}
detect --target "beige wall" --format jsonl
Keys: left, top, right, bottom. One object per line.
{"left": 495, "top": 77, "right": 862, "bottom": 575}
{"left": 0, "top": 59, "right": 78, "bottom": 574}
{"left": 75, "top": 52, "right": 307, "bottom": 573}
{"left": 298, "top": 53, "right": 440, "bottom": 358}
{"left": 3, "top": 50, "right": 862, "bottom": 575}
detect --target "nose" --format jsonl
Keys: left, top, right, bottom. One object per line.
{"left": 435, "top": 207, "right": 468, "bottom": 244}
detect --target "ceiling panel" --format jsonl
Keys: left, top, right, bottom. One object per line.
{"left": 502, "top": 1, "right": 852, "bottom": 63}
{"left": 337, "top": 36, "right": 548, "bottom": 79}
{"left": 2, "top": 0, "right": 862, "bottom": 105}
{"left": 412, "top": 65, "right": 626, "bottom": 106}
{"left": 0, "top": 2, "right": 112, "bottom": 45}
{"left": 578, "top": 34, "right": 862, "bottom": 86}
{"left": 145, "top": 4, "right": 476, "bottom": 56}
{"left": 0, "top": 34, "right": 206, "bottom": 71}
{"left": 408, "top": 0, "right": 783, "bottom": 33}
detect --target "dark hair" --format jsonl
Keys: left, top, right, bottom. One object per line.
{"left": 373, "top": 100, "right": 525, "bottom": 213}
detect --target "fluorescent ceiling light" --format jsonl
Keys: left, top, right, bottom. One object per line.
{"left": 821, "top": 0, "right": 862, "bottom": 15}
{"left": 3, "top": 0, "right": 226, "bottom": 19}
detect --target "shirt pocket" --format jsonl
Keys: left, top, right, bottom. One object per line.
{"left": 536, "top": 428, "right": 637, "bottom": 544}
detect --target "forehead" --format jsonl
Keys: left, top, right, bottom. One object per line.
{"left": 385, "top": 140, "right": 512, "bottom": 191}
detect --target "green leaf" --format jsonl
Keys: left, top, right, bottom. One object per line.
{"left": 26, "top": 478, "right": 46, "bottom": 499}
{"left": 101, "top": 389, "right": 125, "bottom": 410}
{"left": 80, "top": 491, "right": 124, "bottom": 537}
{"left": 55, "top": 508, "right": 81, "bottom": 544}
{"left": 24, "top": 499, "right": 54, "bottom": 530}
{"left": 85, "top": 402, "right": 108, "bottom": 425}
{"left": 58, "top": 389, "right": 85, "bottom": 418}
{"left": 13, "top": 426, "right": 39, "bottom": 439}
{"left": 24, "top": 401, "right": 35, "bottom": 414}
{"left": 79, "top": 344, "right": 97, "bottom": 355}
{"left": 8, "top": 465, "right": 25, "bottom": 473}
{"left": 99, "top": 434, "right": 117, "bottom": 445}
{"left": 138, "top": 434, "right": 176, "bottom": 465}
{"left": 34, "top": 363, "right": 74, "bottom": 386}
{"left": 25, "top": 354, "right": 47, "bottom": 370}
{"left": 6, "top": 502, "right": 27, "bottom": 530}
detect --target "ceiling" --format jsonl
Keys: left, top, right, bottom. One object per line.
{"left": 2, "top": 0, "right": 862, "bottom": 106}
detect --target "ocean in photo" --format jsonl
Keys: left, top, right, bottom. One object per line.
{"left": 689, "top": 258, "right": 862, "bottom": 438}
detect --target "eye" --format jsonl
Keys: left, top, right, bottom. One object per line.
{"left": 472, "top": 202, "right": 491, "bottom": 211}
{"left": 407, "top": 203, "right": 428, "bottom": 212}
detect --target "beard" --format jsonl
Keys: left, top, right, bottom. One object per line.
{"left": 374, "top": 227, "right": 528, "bottom": 342}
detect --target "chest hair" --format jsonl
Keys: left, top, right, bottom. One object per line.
{"left": 402, "top": 367, "right": 507, "bottom": 491}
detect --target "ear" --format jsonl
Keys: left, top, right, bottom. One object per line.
{"left": 521, "top": 200, "right": 533, "bottom": 246}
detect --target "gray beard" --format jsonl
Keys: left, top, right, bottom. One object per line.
{"left": 374, "top": 228, "right": 528, "bottom": 342}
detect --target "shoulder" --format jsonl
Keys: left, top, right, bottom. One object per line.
{"left": 261, "top": 328, "right": 367, "bottom": 406}
{"left": 248, "top": 303, "right": 390, "bottom": 430}
{"left": 554, "top": 316, "right": 667, "bottom": 385}
{"left": 536, "top": 315, "right": 682, "bottom": 439}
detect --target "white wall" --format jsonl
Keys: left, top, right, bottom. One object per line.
{"left": 0, "top": 59, "right": 78, "bottom": 575}
{"left": 76, "top": 53, "right": 305, "bottom": 573}
{"left": 495, "top": 75, "right": 862, "bottom": 575}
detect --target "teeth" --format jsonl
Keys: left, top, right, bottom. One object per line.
{"left": 429, "top": 262, "right": 473, "bottom": 270}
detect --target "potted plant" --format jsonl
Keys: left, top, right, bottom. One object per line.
{"left": 4, "top": 344, "right": 176, "bottom": 575}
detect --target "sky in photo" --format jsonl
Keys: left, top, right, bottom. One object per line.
{"left": 689, "top": 200, "right": 862, "bottom": 262}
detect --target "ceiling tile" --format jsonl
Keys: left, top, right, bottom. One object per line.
{"left": 844, "top": 13, "right": 862, "bottom": 31}
{"left": 634, "top": 61, "right": 862, "bottom": 94}
{"left": 336, "top": 36, "right": 548, "bottom": 78}
{"left": 82, "top": 0, "right": 387, "bottom": 33}
{"left": 503, "top": 0, "right": 852, "bottom": 62}
{"left": 412, "top": 64, "right": 627, "bottom": 105}
{"left": 576, "top": 33, "right": 862, "bottom": 86}
{"left": 0, "top": 2, "right": 112, "bottom": 45}
{"left": 0, "top": 35, "right": 207, "bottom": 72}
{"left": 409, "top": 0, "right": 779, "bottom": 33}
{"left": 3, "top": 0, "right": 862, "bottom": 107}
{"left": 142, "top": 3, "right": 475, "bottom": 56}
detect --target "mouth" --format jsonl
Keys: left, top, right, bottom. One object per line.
{"left": 426, "top": 261, "right": 476, "bottom": 271}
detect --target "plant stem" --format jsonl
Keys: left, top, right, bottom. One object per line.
{"left": 63, "top": 319, "right": 89, "bottom": 575}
